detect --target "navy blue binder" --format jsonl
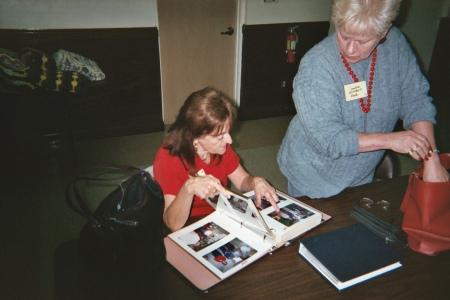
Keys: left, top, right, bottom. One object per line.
{"left": 298, "top": 223, "right": 406, "bottom": 291}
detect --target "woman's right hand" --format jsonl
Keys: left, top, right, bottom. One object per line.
{"left": 388, "top": 130, "right": 430, "bottom": 161}
{"left": 164, "top": 175, "right": 230, "bottom": 232}
{"left": 387, "top": 129, "right": 448, "bottom": 182}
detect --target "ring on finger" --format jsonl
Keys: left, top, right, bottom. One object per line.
{"left": 408, "top": 149, "right": 415, "bottom": 155}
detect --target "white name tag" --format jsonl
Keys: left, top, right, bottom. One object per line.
{"left": 344, "top": 81, "right": 367, "bottom": 101}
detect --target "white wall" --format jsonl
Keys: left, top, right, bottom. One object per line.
{"left": 398, "top": 0, "right": 450, "bottom": 72}
{"left": 243, "top": 0, "right": 333, "bottom": 24}
{"left": 0, "top": 0, "right": 158, "bottom": 29}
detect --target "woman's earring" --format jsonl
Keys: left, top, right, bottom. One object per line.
{"left": 379, "top": 36, "right": 387, "bottom": 44}
{"left": 193, "top": 142, "right": 198, "bottom": 151}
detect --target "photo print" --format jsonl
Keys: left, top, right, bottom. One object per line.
{"left": 202, "top": 238, "right": 258, "bottom": 273}
{"left": 227, "top": 194, "right": 248, "bottom": 214}
{"left": 268, "top": 203, "right": 315, "bottom": 227}
{"left": 249, "top": 194, "right": 287, "bottom": 211}
{"left": 178, "top": 222, "right": 229, "bottom": 251}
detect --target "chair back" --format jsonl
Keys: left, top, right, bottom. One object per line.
{"left": 375, "top": 150, "right": 400, "bottom": 179}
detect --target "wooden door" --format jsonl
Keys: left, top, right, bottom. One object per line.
{"left": 158, "top": 0, "right": 237, "bottom": 124}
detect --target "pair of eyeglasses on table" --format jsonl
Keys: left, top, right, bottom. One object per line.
{"left": 359, "top": 197, "right": 391, "bottom": 210}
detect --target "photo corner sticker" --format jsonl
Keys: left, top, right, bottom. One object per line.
{"left": 344, "top": 81, "right": 367, "bottom": 101}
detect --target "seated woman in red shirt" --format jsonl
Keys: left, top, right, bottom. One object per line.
{"left": 153, "top": 87, "right": 280, "bottom": 231}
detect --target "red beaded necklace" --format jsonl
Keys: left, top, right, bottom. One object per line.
{"left": 340, "top": 48, "right": 377, "bottom": 113}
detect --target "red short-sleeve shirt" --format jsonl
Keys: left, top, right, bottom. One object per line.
{"left": 153, "top": 144, "right": 240, "bottom": 216}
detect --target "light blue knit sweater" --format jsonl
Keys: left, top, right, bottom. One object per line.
{"left": 277, "top": 27, "right": 436, "bottom": 198}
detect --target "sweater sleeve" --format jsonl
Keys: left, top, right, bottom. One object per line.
{"left": 395, "top": 29, "right": 436, "bottom": 128}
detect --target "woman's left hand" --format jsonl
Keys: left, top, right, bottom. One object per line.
{"left": 252, "top": 177, "right": 280, "bottom": 212}
{"left": 423, "top": 156, "right": 450, "bottom": 182}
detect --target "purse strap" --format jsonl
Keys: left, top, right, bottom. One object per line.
{"left": 65, "top": 164, "right": 146, "bottom": 225}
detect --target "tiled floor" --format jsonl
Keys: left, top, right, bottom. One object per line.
{"left": 2, "top": 115, "right": 420, "bottom": 299}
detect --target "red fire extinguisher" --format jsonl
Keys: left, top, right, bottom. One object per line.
{"left": 286, "top": 26, "right": 299, "bottom": 63}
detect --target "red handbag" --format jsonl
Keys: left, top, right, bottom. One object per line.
{"left": 400, "top": 153, "right": 450, "bottom": 256}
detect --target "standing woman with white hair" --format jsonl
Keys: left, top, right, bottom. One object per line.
{"left": 278, "top": 0, "right": 449, "bottom": 199}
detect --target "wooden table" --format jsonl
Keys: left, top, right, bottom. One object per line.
{"left": 154, "top": 175, "right": 450, "bottom": 299}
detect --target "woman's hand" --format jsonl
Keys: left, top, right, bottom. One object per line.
{"left": 387, "top": 131, "right": 448, "bottom": 182}
{"left": 252, "top": 176, "right": 280, "bottom": 212}
{"left": 423, "top": 155, "right": 450, "bottom": 182}
{"left": 387, "top": 130, "right": 431, "bottom": 161}
{"left": 186, "top": 175, "right": 230, "bottom": 200}
{"left": 228, "top": 165, "right": 280, "bottom": 212}
{"left": 359, "top": 122, "right": 448, "bottom": 182}
{"left": 164, "top": 175, "right": 230, "bottom": 232}
{"left": 359, "top": 130, "right": 430, "bottom": 161}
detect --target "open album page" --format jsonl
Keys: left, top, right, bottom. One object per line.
{"left": 168, "top": 211, "right": 275, "bottom": 280}
{"left": 238, "top": 191, "right": 323, "bottom": 243}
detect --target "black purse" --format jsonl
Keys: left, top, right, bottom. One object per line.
{"left": 65, "top": 164, "right": 166, "bottom": 277}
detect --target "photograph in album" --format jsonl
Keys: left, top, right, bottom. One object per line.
{"left": 202, "top": 238, "right": 258, "bottom": 273}
{"left": 177, "top": 222, "right": 230, "bottom": 252}
{"left": 268, "top": 203, "right": 316, "bottom": 227}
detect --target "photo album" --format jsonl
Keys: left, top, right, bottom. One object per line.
{"left": 164, "top": 188, "right": 331, "bottom": 290}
